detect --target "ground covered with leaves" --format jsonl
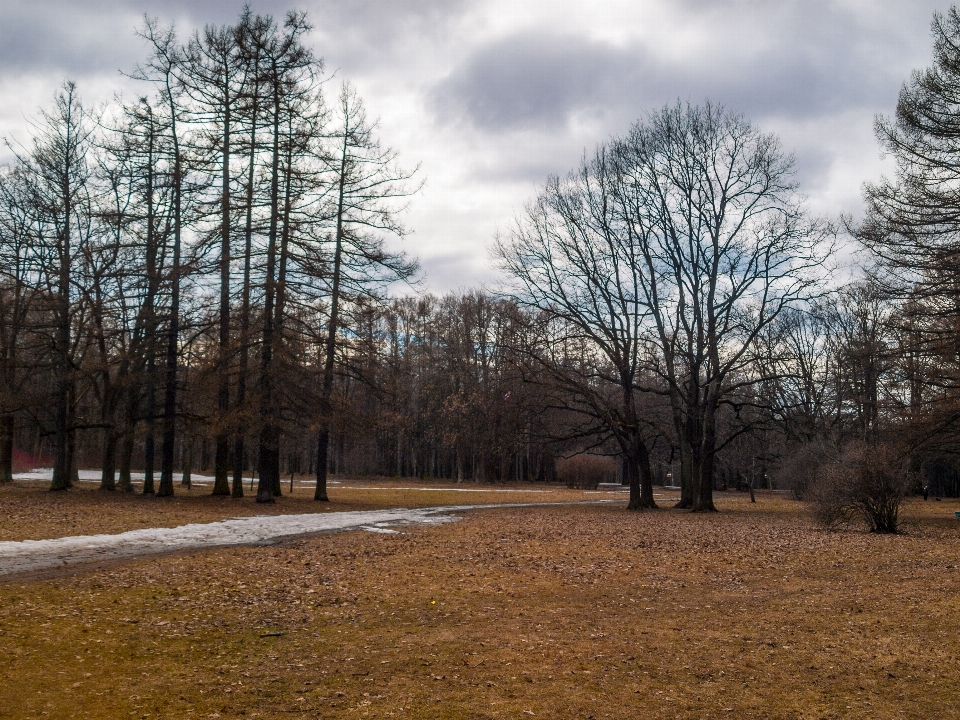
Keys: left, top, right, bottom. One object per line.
{"left": 1, "top": 490, "right": 959, "bottom": 719}
{"left": 0, "top": 477, "right": 592, "bottom": 542}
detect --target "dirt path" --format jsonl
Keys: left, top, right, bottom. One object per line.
{"left": 0, "top": 502, "right": 611, "bottom": 578}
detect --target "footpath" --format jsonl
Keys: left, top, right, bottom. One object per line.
{"left": 0, "top": 502, "right": 608, "bottom": 578}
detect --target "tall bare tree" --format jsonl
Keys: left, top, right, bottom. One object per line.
{"left": 858, "top": 7, "right": 960, "bottom": 455}
{"left": 14, "top": 83, "right": 97, "bottom": 491}
{"left": 612, "top": 103, "right": 829, "bottom": 511}
{"left": 0, "top": 168, "right": 42, "bottom": 483}
{"left": 312, "top": 82, "right": 418, "bottom": 502}
{"left": 495, "top": 146, "right": 658, "bottom": 510}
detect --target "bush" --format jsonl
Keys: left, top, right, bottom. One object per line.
{"left": 556, "top": 455, "right": 617, "bottom": 489}
{"left": 809, "top": 443, "right": 913, "bottom": 533}
{"left": 776, "top": 442, "right": 835, "bottom": 500}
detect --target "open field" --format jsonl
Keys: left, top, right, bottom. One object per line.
{"left": 0, "top": 475, "right": 603, "bottom": 542}
{"left": 1, "top": 488, "right": 960, "bottom": 719}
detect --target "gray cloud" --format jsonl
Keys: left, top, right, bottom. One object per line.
{"left": 428, "top": 5, "right": 919, "bottom": 136}
{"left": 0, "top": 0, "right": 952, "bottom": 292}
{"left": 429, "top": 34, "right": 636, "bottom": 131}
{"left": 0, "top": 1, "right": 302, "bottom": 77}
{"left": 0, "top": 0, "right": 477, "bottom": 85}
{"left": 311, "top": 0, "right": 476, "bottom": 74}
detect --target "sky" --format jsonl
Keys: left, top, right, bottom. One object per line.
{"left": 0, "top": 0, "right": 951, "bottom": 292}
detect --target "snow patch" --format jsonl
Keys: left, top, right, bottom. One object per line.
{"left": 0, "top": 502, "right": 568, "bottom": 577}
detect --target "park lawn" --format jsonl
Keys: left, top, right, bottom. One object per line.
{"left": 1, "top": 493, "right": 959, "bottom": 719}
{"left": 0, "top": 477, "right": 598, "bottom": 542}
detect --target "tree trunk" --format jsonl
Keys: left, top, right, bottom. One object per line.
{"left": 638, "top": 444, "right": 657, "bottom": 509}
{"left": 674, "top": 405, "right": 695, "bottom": 509}
{"left": 315, "top": 427, "right": 330, "bottom": 501}
{"left": 231, "top": 45, "right": 259, "bottom": 501}
{"left": 691, "top": 402, "right": 718, "bottom": 512}
{"left": 100, "top": 422, "right": 117, "bottom": 491}
{"left": 255, "top": 60, "right": 283, "bottom": 504}
{"left": 142, "top": 425, "right": 155, "bottom": 494}
{"left": 213, "top": 99, "right": 232, "bottom": 496}
{"left": 181, "top": 436, "right": 192, "bottom": 488}
{"left": 0, "top": 413, "right": 13, "bottom": 484}
{"left": 625, "top": 444, "right": 658, "bottom": 511}
{"left": 315, "top": 125, "right": 349, "bottom": 502}
{"left": 118, "top": 426, "right": 135, "bottom": 492}
{"left": 51, "top": 276, "right": 71, "bottom": 492}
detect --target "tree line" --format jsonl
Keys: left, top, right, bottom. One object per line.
{"left": 5, "top": 6, "right": 960, "bottom": 515}
{"left": 0, "top": 9, "right": 416, "bottom": 503}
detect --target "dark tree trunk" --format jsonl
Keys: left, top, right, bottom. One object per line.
{"left": 143, "top": 424, "right": 155, "bottom": 494}
{"left": 638, "top": 444, "right": 657, "bottom": 509}
{"left": 100, "top": 424, "right": 117, "bottom": 491}
{"left": 231, "top": 39, "right": 260, "bottom": 501}
{"left": 255, "top": 58, "right": 283, "bottom": 504}
{"left": 213, "top": 98, "right": 232, "bottom": 497}
{"left": 315, "top": 427, "right": 330, "bottom": 501}
{"left": 51, "top": 241, "right": 71, "bottom": 492}
{"left": 181, "top": 436, "right": 192, "bottom": 488}
{"left": 0, "top": 413, "right": 13, "bottom": 484}
{"left": 118, "top": 422, "right": 135, "bottom": 492}
{"left": 315, "top": 128, "right": 349, "bottom": 503}
{"left": 691, "top": 397, "right": 718, "bottom": 512}
{"left": 673, "top": 404, "right": 695, "bottom": 509}
{"left": 158, "top": 171, "right": 182, "bottom": 498}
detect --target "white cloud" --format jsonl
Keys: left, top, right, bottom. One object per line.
{"left": 0, "top": 0, "right": 950, "bottom": 291}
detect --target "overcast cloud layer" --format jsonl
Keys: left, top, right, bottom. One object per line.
{"left": 0, "top": 0, "right": 950, "bottom": 291}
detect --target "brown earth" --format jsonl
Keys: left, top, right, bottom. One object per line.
{"left": 1, "top": 490, "right": 959, "bottom": 719}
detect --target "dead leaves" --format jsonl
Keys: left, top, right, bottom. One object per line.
{"left": 2, "top": 494, "right": 960, "bottom": 718}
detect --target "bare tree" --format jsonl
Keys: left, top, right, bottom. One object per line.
{"left": 0, "top": 167, "right": 43, "bottom": 483}
{"left": 612, "top": 102, "right": 830, "bottom": 511}
{"left": 13, "top": 83, "right": 97, "bottom": 491}
{"left": 858, "top": 7, "right": 960, "bottom": 456}
{"left": 495, "top": 146, "right": 659, "bottom": 510}
{"left": 245, "top": 10, "right": 316, "bottom": 503}
{"left": 181, "top": 20, "right": 247, "bottom": 496}
{"left": 312, "top": 82, "right": 418, "bottom": 502}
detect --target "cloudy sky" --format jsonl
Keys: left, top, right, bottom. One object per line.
{"left": 0, "top": 0, "right": 950, "bottom": 291}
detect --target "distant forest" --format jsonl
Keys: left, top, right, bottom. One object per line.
{"left": 5, "top": 7, "right": 960, "bottom": 509}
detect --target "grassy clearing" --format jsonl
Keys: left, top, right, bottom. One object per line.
{"left": 1, "top": 492, "right": 960, "bottom": 719}
{"left": 0, "top": 476, "right": 597, "bottom": 542}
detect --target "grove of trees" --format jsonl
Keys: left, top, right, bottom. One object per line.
{"left": 5, "top": 6, "right": 960, "bottom": 524}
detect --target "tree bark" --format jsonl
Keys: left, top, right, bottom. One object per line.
{"left": 212, "top": 86, "right": 232, "bottom": 496}
{"left": 314, "top": 126, "right": 349, "bottom": 502}
{"left": 0, "top": 414, "right": 13, "bottom": 484}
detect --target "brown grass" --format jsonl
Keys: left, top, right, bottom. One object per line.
{"left": 1, "top": 491, "right": 960, "bottom": 719}
{"left": 0, "top": 476, "right": 597, "bottom": 542}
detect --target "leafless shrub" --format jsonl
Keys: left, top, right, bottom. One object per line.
{"left": 776, "top": 442, "right": 836, "bottom": 500}
{"left": 809, "top": 443, "right": 913, "bottom": 533}
{"left": 557, "top": 455, "right": 617, "bottom": 490}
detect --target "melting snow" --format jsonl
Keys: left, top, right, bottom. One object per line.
{"left": 0, "top": 502, "right": 600, "bottom": 577}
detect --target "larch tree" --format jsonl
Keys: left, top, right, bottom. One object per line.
{"left": 246, "top": 10, "right": 317, "bottom": 503}
{"left": 181, "top": 20, "right": 246, "bottom": 496}
{"left": 14, "top": 83, "right": 97, "bottom": 492}
{"left": 858, "top": 7, "right": 960, "bottom": 452}
{"left": 313, "top": 82, "right": 419, "bottom": 502}
{"left": 0, "top": 167, "right": 42, "bottom": 483}
{"left": 132, "top": 19, "right": 195, "bottom": 498}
